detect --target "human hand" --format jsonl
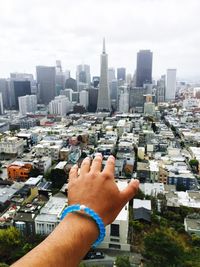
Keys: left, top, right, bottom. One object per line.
{"left": 68, "top": 154, "right": 139, "bottom": 225}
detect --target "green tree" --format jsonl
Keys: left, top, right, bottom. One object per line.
{"left": 189, "top": 159, "right": 199, "bottom": 172}
{"left": 115, "top": 256, "right": 131, "bottom": 267}
{"left": 0, "top": 227, "right": 21, "bottom": 261}
{"left": 144, "top": 228, "right": 186, "bottom": 267}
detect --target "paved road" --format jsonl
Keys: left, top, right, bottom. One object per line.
{"left": 82, "top": 255, "right": 114, "bottom": 266}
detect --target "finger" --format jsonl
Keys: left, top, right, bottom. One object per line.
{"left": 69, "top": 164, "right": 78, "bottom": 182}
{"left": 120, "top": 179, "right": 139, "bottom": 203}
{"left": 90, "top": 153, "right": 103, "bottom": 173}
{"left": 80, "top": 157, "right": 91, "bottom": 175}
{"left": 102, "top": 155, "right": 115, "bottom": 177}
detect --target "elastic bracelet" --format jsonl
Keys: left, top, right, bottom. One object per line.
{"left": 60, "top": 204, "right": 106, "bottom": 248}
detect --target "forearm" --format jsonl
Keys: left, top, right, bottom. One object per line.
{"left": 11, "top": 213, "right": 98, "bottom": 267}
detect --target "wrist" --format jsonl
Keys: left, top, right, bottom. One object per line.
{"left": 62, "top": 212, "right": 99, "bottom": 244}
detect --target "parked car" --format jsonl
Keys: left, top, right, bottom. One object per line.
{"left": 84, "top": 251, "right": 105, "bottom": 260}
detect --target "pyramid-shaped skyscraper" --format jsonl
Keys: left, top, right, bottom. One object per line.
{"left": 97, "top": 39, "right": 111, "bottom": 112}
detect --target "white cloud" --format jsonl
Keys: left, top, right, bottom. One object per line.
{"left": 0, "top": 0, "right": 200, "bottom": 80}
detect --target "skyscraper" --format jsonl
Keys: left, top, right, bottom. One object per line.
{"left": 135, "top": 50, "right": 153, "bottom": 87}
{"left": 13, "top": 81, "right": 31, "bottom": 109}
{"left": 76, "top": 64, "right": 91, "bottom": 91}
{"left": 0, "top": 79, "right": 9, "bottom": 109}
{"left": 97, "top": 39, "right": 111, "bottom": 112}
{"left": 36, "top": 66, "right": 56, "bottom": 105}
{"left": 117, "top": 68, "right": 126, "bottom": 81}
{"left": 0, "top": 93, "right": 4, "bottom": 115}
{"left": 165, "top": 69, "right": 176, "bottom": 100}
{"left": 108, "top": 68, "right": 116, "bottom": 83}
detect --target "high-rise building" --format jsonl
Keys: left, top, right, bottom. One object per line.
{"left": 135, "top": 50, "right": 153, "bottom": 87}
{"left": 126, "top": 73, "right": 132, "bottom": 85}
{"left": 49, "top": 95, "right": 72, "bottom": 116}
{"left": 13, "top": 81, "right": 31, "bottom": 109}
{"left": 0, "top": 93, "right": 4, "bottom": 115}
{"left": 110, "top": 80, "right": 118, "bottom": 101}
{"left": 79, "top": 90, "right": 89, "bottom": 109}
{"left": 60, "top": 89, "right": 73, "bottom": 102}
{"left": 18, "top": 95, "right": 37, "bottom": 115}
{"left": 156, "top": 75, "right": 165, "bottom": 103}
{"left": 76, "top": 64, "right": 91, "bottom": 91}
{"left": 36, "top": 66, "right": 56, "bottom": 105}
{"left": 88, "top": 88, "right": 98, "bottom": 112}
{"left": 97, "top": 39, "right": 111, "bottom": 112}
{"left": 165, "top": 69, "right": 176, "bottom": 100}
{"left": 108, "top": 68, "right": 116, "bottom": 83}
{"left": 92, "top": 76, "right": 100, "bottom": 88}
{"left": 65, "top": 78, "right": 77, "bottom": 91}
{"left": 0, "top": 79, "right": 9, "bottom": 109}
{"left": 117, "top": 68, "right": 126, "bottom": 81}
{"left": 118, "top": 86, "right": 129, "bottom": 113}
{"left": 55, "top": 60, "right": 66, "bottom": 96}
{"left": 129, "top": 87, "right": 148, "bottom": 113}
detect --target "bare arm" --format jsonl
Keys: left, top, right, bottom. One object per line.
{"left": 11, "top": 154, "right": 139, "bottom": 267}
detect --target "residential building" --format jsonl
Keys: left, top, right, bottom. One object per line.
{"left": 60, "top": 88, "right": 73, "bottom": 102}
{"left": 99, "top": 181, "right": 130, "bottom": 251}
{"left": 33, "top": 157, "right": 52, "bottom": 174}
{"left": 49, "top": 95, "right": 72, "bottom": 116}
{"left": 133, "top": 199, "right": 152, "bottom": 222}
{"left": 79, "top": 90, "right": 88, "bottom": 108}
{"left": 184, "top": 214, "right": 200, "bottom": 236}
{"left": 18, "top": 95, "right": 37, "bottom": 115}
{"left": 35, "top": 193, "right": 66, "bottom": 235}
{"left": 7, "top": 161, "right": 32, "bottom": 181}
{"left": 0, "top": 137, "right": 25, "bottom": 156}
{"left": 165, "top": 69, "right": 176, "bottom": 101}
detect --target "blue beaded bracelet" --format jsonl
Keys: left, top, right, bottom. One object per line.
{"left": 60, "top": 204, "right": 106, "bottom": 248}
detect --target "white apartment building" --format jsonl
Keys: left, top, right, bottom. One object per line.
{"left": 99, "top": 181, "right": 130, "bottom": 251}
{"left": 33, "top": 157, "right": 52, "bottom": 174}
{"left": 60, "top": 89, "right": 73, "bottom": 102}
{"left": 79, "top": 90, "right": 88, "bottom": 108}
{"left": 0, "top": 137, "right": 25, "bottom": 155}
{"left": 165, "top": 69, "right": 177, "bottom": 100}
{"left": 35, "top": 194, "right": 66, "bottom": 235}
{"left": 49, "top": 95, "right": 72, "bottom": 116}
{"left": 34, "top": 140, "right": 63, "bottom": 160}
{"left": 18, "top": 95, "right": 37, "bottom": 115}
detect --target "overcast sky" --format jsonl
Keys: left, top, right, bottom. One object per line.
{"left": 0, "top": 0, "right": 200, "bottom": 80}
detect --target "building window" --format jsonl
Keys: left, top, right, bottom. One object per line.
{"left": 110, "top": 224, "right": 119, "bottom": 237}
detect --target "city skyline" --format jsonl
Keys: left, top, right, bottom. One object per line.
{"left": 0, "top": 0, "right": 200, "bottom": 80}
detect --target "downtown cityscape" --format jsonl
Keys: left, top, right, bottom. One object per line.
{"left": 1, "top": 1, "right": 200, "bottom": 267}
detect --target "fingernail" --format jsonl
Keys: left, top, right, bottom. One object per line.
{"left": 96, "top": 153, "right": 102, "bottom": 157}
{"left": 109, "top": 155, "right": 115, "bottom": 160}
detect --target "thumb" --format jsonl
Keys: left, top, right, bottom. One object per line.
{"left": 120, "top": 179, "right": 139, "bottom": 204}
